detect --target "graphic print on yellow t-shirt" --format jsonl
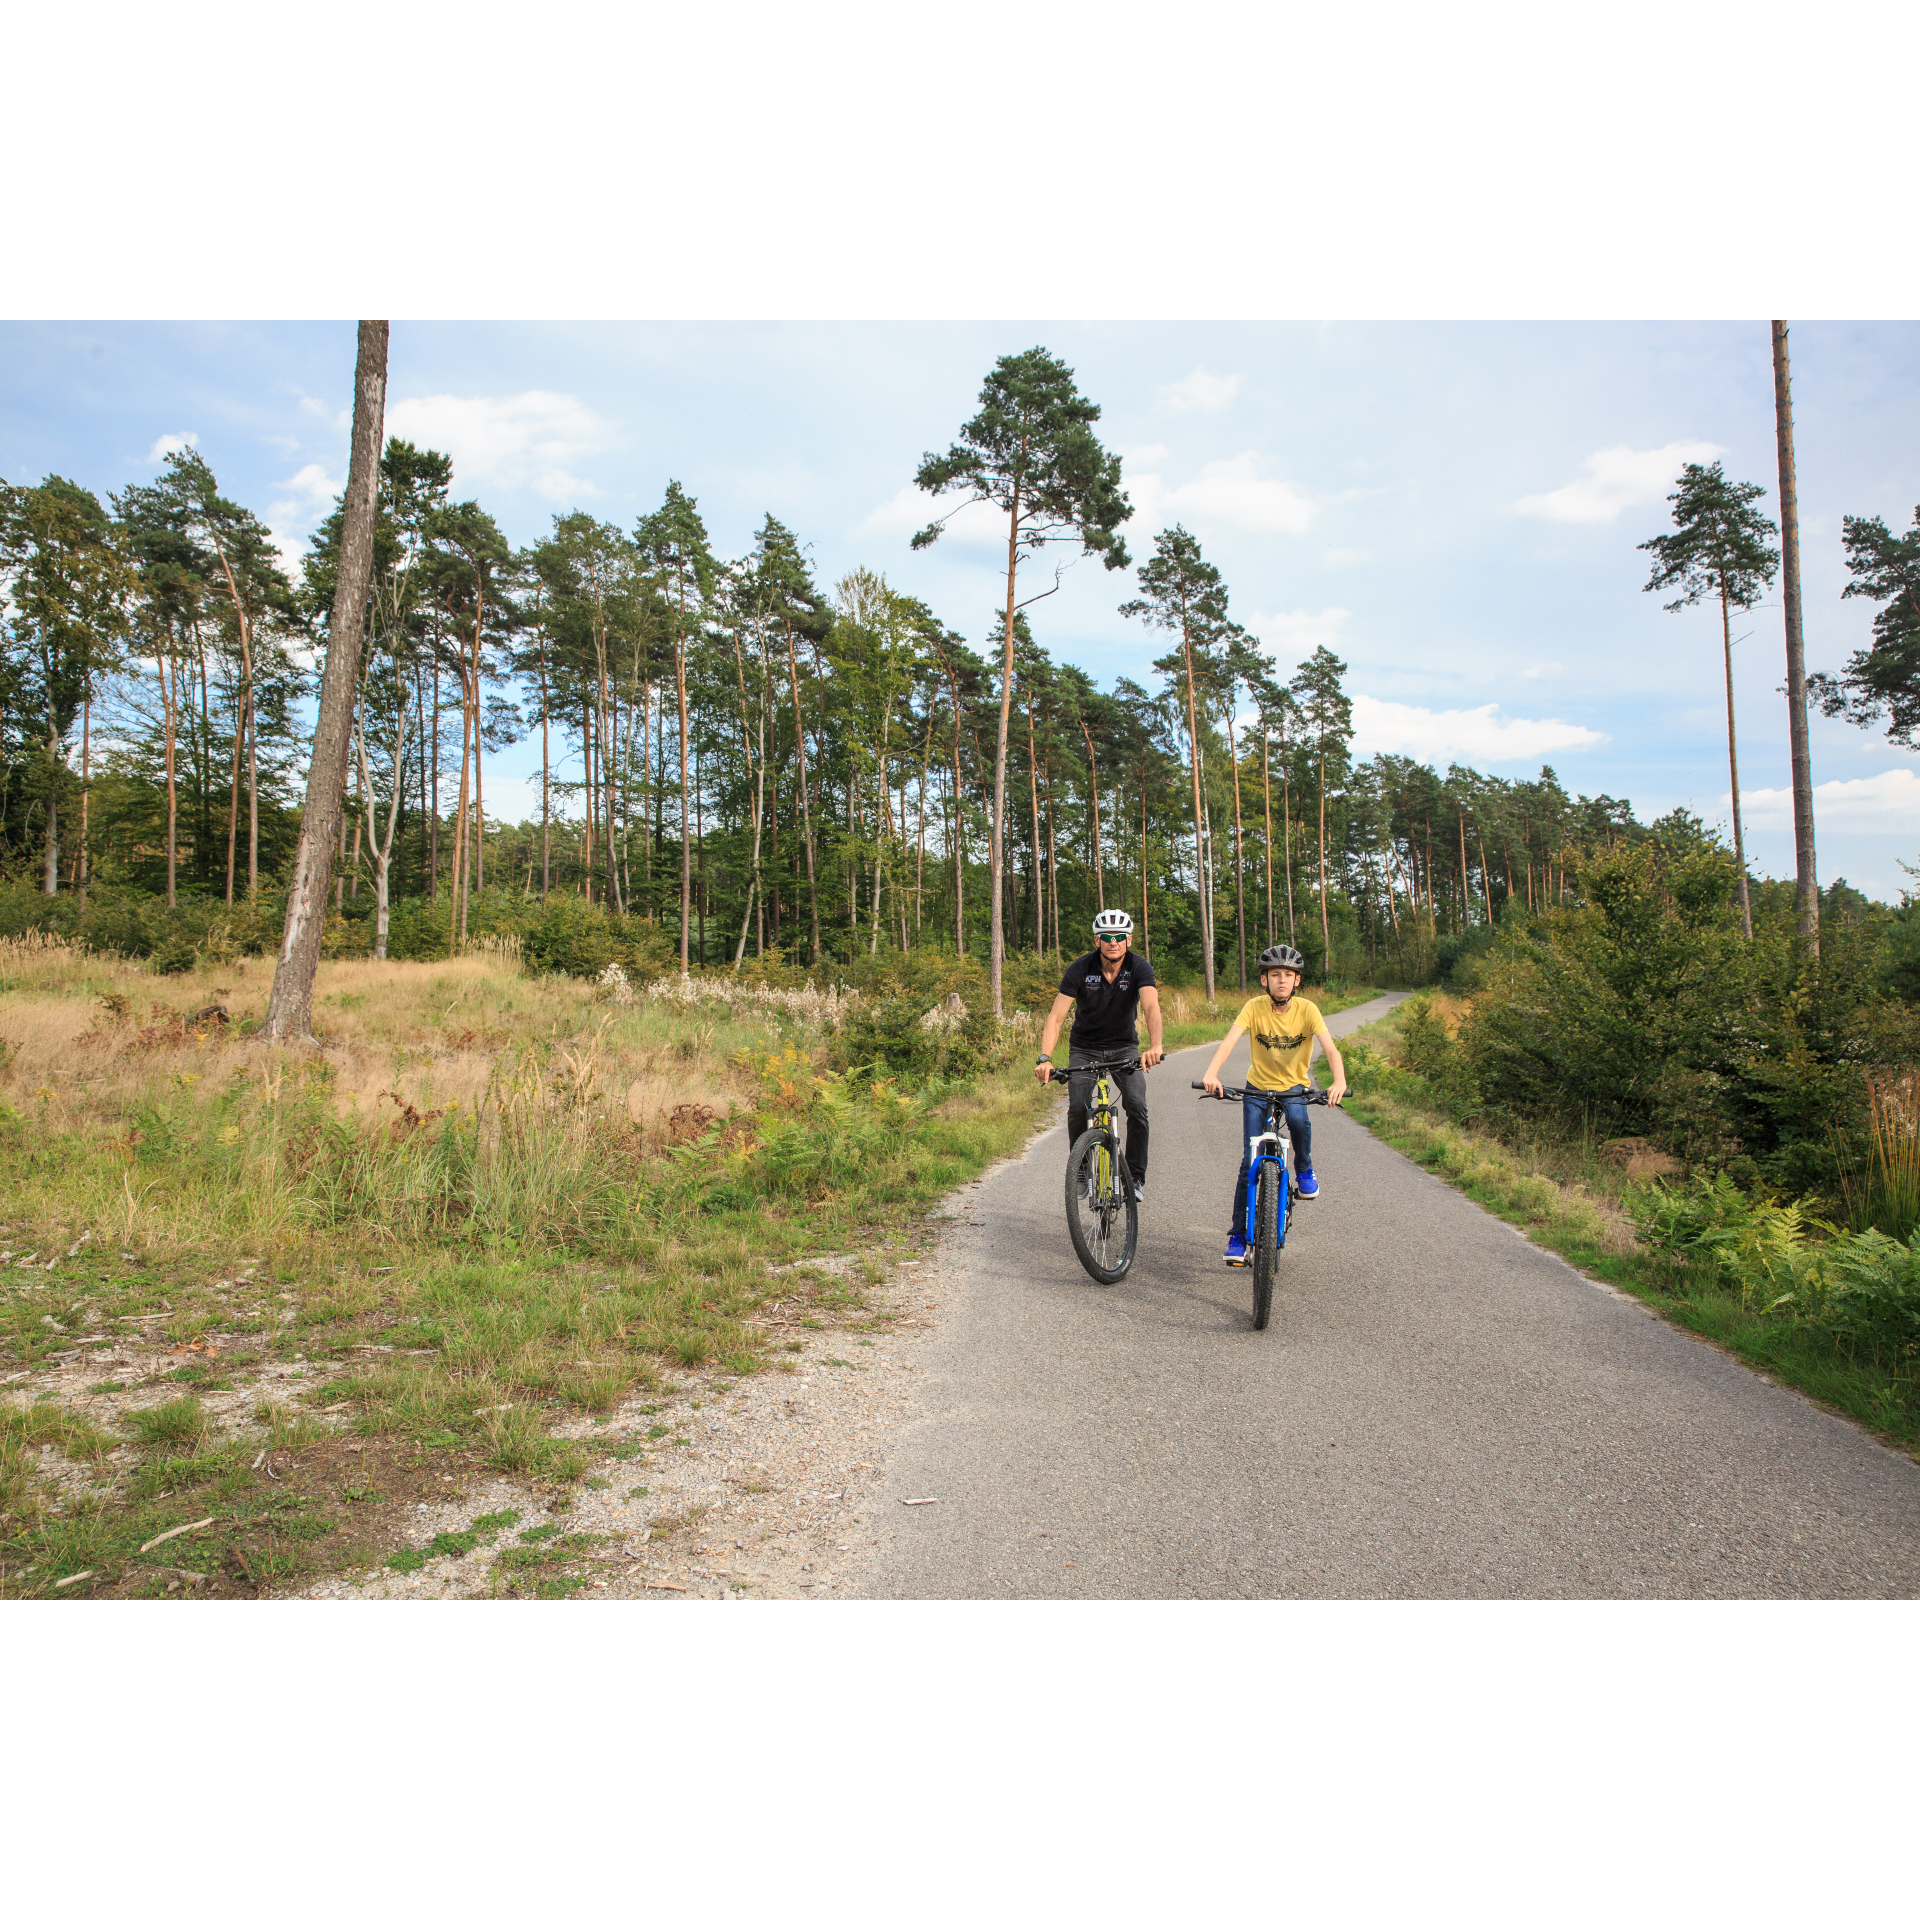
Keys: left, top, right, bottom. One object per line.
{"left": 1232, "top": 993, "right": 1329, "bottom": 1093}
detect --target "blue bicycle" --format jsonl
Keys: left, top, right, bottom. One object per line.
{"left": 1194, "top": 1082, "right": 1330, "bottom": 1330}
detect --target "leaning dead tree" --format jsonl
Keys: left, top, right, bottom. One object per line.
{"left": 264, "top": 321, "right": 389, "bottom": 1042}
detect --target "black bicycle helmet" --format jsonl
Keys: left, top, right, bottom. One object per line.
{"left": 1258, "top": 944, "right": 1306, "bottom": 975}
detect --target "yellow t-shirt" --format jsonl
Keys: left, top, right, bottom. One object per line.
{"left": 1231, "top": 992, "right": 1329, "bottom": 1093}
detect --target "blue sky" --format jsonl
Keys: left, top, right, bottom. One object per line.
{"left": 5, "top": 319, "right": 1917, "bottom": 899}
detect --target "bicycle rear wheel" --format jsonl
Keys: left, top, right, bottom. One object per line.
{"left": 1251, "top": 1160, "right": 1279, "bottom": 1330}
{"left": 1065, "top": 1128, "right": 1138, "bottom": 1284}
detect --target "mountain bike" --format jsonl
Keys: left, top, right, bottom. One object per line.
{"left": 1048, "top": 1057, "right": 1140, "bottom": 1285}
{"left": 1193, "top": 1083, "right": 1330, "bottom": 1330}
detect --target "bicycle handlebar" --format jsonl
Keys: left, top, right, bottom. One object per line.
{"left": 1190, "top": 1082, "right": 1331, "bottom": 1105}
{"left": 1044, "top": 1057, "right": 1141, "bottom": 1084}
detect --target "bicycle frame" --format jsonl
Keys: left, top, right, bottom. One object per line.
{"left": 1242, "top": 1098, "right": 1294, "bottom": 1251}
{"left": 1049, "top": 1060, "right": 1130, "bottom": 1187}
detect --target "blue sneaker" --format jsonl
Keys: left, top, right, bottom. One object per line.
{"left": 1296, "top": 1167, "right": 1320, "bottom": 1199}
{"left": 1224, "top": 1233, "right": 1249, "bottom": 1265}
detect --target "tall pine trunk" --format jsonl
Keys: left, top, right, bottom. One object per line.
{"left": 988, "top": 492, "right": 1022, "bottom": 1017}
{"left": 1179, "top": 620, "right": 1214, "bottom": 1004}
{"left": 1771, "top": 321, "right": 1819, "bottom": 954}
{"left": 265, "top": 321, "right": 388, "bottom": 1043}
{"left": 1719, "top": 579, "right": 1754, "bottom": 940}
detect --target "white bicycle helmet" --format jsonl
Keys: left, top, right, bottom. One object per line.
{"left": 1092, "top": 909, "right": 1133, "bottom": 938}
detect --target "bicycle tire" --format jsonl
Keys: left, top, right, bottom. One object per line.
{"left": 1065, "top": 1127, "right": 1138, "bottom": 1285}
{"left": 1251, "top": 1160, "right": 1279, "bottom": 1330}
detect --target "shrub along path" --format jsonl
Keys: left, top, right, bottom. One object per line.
{"left": 852, "top": 996, "right": 1920, "bottom": 1598}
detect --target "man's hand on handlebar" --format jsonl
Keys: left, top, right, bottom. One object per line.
{"left": 1142, "top": 1044, "right": 1164, "bottom": 1070}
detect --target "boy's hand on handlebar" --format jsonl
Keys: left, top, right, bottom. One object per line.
{"left": 1202, "top": 1071, "right": 1224, "bottom": 1097}
{"left": 1328, "top": 1077, "right": 1347, "bottom": 1107}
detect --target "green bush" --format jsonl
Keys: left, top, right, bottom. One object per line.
{"left": 1459, "top": 828, "right": 1919, "bottom": 1190}
{"left": 0, "top": 876, "right": 286, "bottom": 964}
{"left": 826, "top": 991, "right": 1007, "bottom": 1081}
{"left": 517, "top": 896, "right": 673, "bottom": 979}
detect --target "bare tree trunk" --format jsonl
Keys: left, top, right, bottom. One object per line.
{"left": 1719, "top": 581, "right": 1754, "bottom": 940}
{"left": 77, "top": 694, "right": 91, "bottom": 908}
{"left": 265, "top": 320, "right": 387, "bottom": 1043}
{"left": 160, "top": 631, "right": 178, "bottom": 908}
{"left": 223, "top": 667, "right": 242, "bottom": 905}
{"left": 1227, "top": 711, "right": 1246, "bottom": 990}
{"left": 428, "top": 651, "right": 440, "bottom": 902}
{"left": 538, "top": 618, "right": 550, "bottom": 898}
{"left": 448, "top": 662, "right": 473, "bottom": 950}
{"left": 784, "top": 619, "right": 821, "bottom": 963}
{"left": 1316, "top": 742, "right": 1331, "bottom": 975}
{"left": 1259, "top": 721, "right": 1274, "bottom": 948}
{"left": 1025, "top": 684, "right": 1043, "bottom": 959}
{"left": 937, "top": 651, "right": 966, "bottom": 957}
{"left": 1128, "top": 756, "right": 1144, "bottom": 952}
{"left": 676, "top": 586, "right": 692, "bottom": 974}
{"left": 1179, "top": 621, "right": 1214, "bottom": 1004}
{"left": 1771, "top": 321, "right": 1819, "bottom": 954}
{"left": 1079, "top": 715, "right": 1104, "bottom": 910}
{"left": 989, "top": 495, "right": 1021, "bottom": 1017}
{"left": 246, "top": 681, "right": 258, "bottom": 897}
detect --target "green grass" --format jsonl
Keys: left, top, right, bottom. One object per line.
{"left": 3, "top": 960, "right": 1066, "bottom": 1597}
{"left": 1341, "top": 1007, "right": 1920, "bottom": 1456}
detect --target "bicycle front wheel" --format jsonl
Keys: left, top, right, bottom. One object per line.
{"left": 1065, "top": 1128, "right": 1138, "bottom": 1285}
{"left": 1251, "top": 1160, "right": 1280, "bottom": 1330}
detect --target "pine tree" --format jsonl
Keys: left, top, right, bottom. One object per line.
{"left": 1640, "top": 460, "right": 1779, "bottom": 940}
{"left": 911, "top": 347, "right": 1130, "bottom": 1015}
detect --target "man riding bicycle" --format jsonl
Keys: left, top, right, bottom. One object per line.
{"left": 1034, "top": 909, "right": 1165, "bottom": 1200}
{"left": 1201, "top": 943, "right": 1348, "bottom": 1264}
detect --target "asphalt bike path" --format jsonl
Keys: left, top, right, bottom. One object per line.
{"left": 857, "top": 993, "right": 1920, "bottom": 1598}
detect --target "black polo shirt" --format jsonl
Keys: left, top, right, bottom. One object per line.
{"left": 1060, "top": 949, "right": 1156, "bottom": 1052}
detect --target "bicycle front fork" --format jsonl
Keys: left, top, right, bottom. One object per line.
{"left": 1245, "top": 1148, "right": 1291, "bottom": 1248}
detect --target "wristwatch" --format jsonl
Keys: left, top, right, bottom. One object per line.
{"left": 1037, "top": 1053, "right": 1051, "bottom": 1064}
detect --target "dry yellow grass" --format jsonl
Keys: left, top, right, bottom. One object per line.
{"left": 0, "top": 950, "right": 768, "bottom": 1196}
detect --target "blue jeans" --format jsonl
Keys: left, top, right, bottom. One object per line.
{"left": 1227, "top": 1087, "right": 1312, "bottom": 1236}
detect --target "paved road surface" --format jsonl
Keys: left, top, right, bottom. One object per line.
{"left": 858, "top": 995, "right": 1920, "bottom": 1598}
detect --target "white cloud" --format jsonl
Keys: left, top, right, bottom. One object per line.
{"left": 860, "top": 483, "right": 1008, "bottom": 549}
{"left": 1322, "top": 546, "right": 1368, "bottom": 568}
{"left": 1513, "top": 439, "right": 1723, "bottom": 525}
{"left": 383, "top": 390, "right": 612, "bottom": 500}
{"left": 476, "top": 774, "right": 544, "bottom": 825}
{"left": 1131, "top": 451, "right": 1318, "bottom": 540}
{"left": 1246, "top": 606, "right": 1352, "bottom": 663}
{"left": 268, "top": 536, "right": 308, "bottom": 588}
{"left": 263, "top": 463, "right": 343, "bottom": 590}
{"left": 145, "top": 430, "right": 197, "bottom": 462}
{"left": 1351, "top": 694, "right": 1606, "bottom": 765}
{"left": 1740, "top": 768, "right": 1920, "bottom": 830}
{"left": 268, "top": 462, "right": 341, "bottom": 521}
{"left": 298, "top": 396, "right": 329, "bottom": 419}
{"left": 1160, "top": 367, "right": 1241, "bottom": 414}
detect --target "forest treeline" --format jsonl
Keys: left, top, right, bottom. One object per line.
{"left": 1, "top": 438, "right": 1702, "bottom": 991}
{"left": 0, "top": 431, "right": 1912, "bottom": 998}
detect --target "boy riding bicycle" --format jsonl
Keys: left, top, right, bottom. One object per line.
{"left": 1201, "top": 944, "right": 1348, "bottom": 1265}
